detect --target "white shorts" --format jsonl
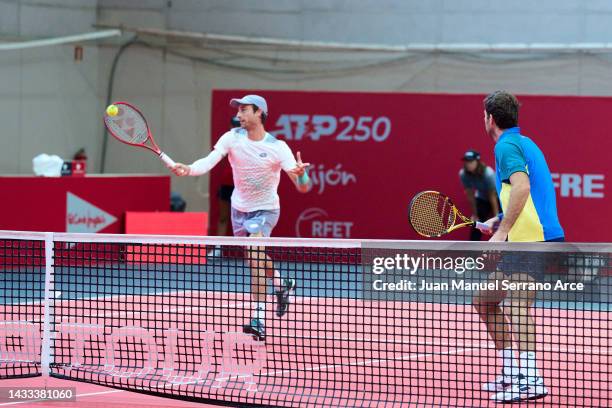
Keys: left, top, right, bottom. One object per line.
{"left": 231, "top": 208, "right": 280, "bottom": 237}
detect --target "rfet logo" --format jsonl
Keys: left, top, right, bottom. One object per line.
{"left": 66, "top": 192, "right": 117, "bottom": 233}
{"left": 295, "top": 208, "right": 353, "bottom": 238}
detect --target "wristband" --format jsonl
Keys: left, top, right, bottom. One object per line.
{"left": 297, "top": 171, "right": 310, "bottom": 185}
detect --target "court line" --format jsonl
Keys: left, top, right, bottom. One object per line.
{"left": 28, "top": 301, "right": 252, "bottom": 323}
{"left": 11, "top": 289, "right": 210, "bottom": 306}
{"left": 268, "top": 334, "right": 612, "bottom": 354}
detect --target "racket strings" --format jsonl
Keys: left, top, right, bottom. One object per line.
{"left": 410, "top": 192, "right": 456, "bottom": 237}
{"left": 104, "top": 105, "right": 148, "bottom": 144}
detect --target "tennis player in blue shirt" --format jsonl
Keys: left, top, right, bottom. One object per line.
{"left": 474, "top": 91, "right": 564, "bottom": 403}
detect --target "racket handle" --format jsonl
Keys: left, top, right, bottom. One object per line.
{"left": 159, "top": 152, "right": 176, "bottom": 168}
{"left": 475, "top": 221, "right": 492, "bottom": 233}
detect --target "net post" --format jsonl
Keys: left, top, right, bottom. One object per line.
{"left": 40, "top": 232, "right": 55, "bottom": 376}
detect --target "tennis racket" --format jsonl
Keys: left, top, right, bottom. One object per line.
{"left": 409, "top": 191, "right": 493, "bottom": 238}
{"left": 103, "top": 102, "right": 176, "bottom": 168}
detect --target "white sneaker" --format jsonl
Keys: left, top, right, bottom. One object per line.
{"left": 492, "top": 376, "right": 548, "bottom": 402}
{"left": 482, "top": 374, "right": 520, "bottom": 392}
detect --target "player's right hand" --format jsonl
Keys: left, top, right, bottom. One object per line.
{"left": 483, "top": 216, "right": 500, "bottom": 234}
{"left": 171, "top": 163, "right": 191, "bottom": 176}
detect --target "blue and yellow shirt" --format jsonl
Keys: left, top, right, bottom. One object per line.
{"left": 494, "top": 127, "right": 564, "bottom": 242}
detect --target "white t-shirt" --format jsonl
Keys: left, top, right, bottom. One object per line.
{"left": 214, "top": 128, "right": 297, "bottom": 212}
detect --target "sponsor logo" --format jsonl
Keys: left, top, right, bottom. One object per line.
{"left": 295, "top": 208, "right": 354, "bottom": 238}
{"left": 270, "top": 114, "right": 391, "bottom": 142}
{"left": 66, "top": 192, "right": 117, "bottom": 233}
{"left": 551, "top": 173, "right": 605, "bottom": 198}
{"left": 0, "top": 322, "right": 265, "bottom": 391}
{"left": 310, "top": 163, "right": 357, "bottom": 194}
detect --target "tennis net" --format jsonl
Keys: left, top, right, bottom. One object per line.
{"left": 0, "top": 231, "right": 610, "bottom": 407}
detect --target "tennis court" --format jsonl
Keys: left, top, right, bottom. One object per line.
{"left": 4, "top": 3, "right": 612, "bottom": 408}
{"left": 1, "top": 232, "right": 609, "bottom": 407}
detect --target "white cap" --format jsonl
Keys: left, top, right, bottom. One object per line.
{"left": 229, "top": 94, "right": 268, "bottom": 115}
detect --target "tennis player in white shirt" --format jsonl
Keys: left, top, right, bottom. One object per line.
{"left": 172, "top": 94, "right": 311, "bottom": 340}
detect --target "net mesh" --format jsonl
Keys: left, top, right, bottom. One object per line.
{"left": 0, "top": 233, "right": 610, "bottom": 407}
{"left": 409, "top": 192, "right": 456, "bottom": 237}
{"left": 104, "top": 104, "right": 149, "bottom": 145}
{"left": 0, "top": 236, "right": 45, "bottom": 379}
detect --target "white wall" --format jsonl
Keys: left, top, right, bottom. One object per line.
{"left": 0, "top": 0, "right": 100, "bottom": 173}
{"left": 99, "top": 0, "right": 612, "bottom": 44}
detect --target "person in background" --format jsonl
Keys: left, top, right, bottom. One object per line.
{"left": 170, "top": 192, "right": 186, "bottom": 212}
{"left": 459, "top": 149, "right": 500, "bottom": 241}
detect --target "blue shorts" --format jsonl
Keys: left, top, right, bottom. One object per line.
{"left": 231, "top": 208, "right": 280, "bottom": 237}
{"left": 497, "top": 237, "right": 565, "bottom": 282}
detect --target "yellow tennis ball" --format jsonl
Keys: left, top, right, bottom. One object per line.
{"left": 106, "top": 104, "right": 119, "bottom": 116}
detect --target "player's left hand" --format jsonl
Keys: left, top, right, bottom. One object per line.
{"left": 287, "top": 151, "right": 310, "bottom": 177}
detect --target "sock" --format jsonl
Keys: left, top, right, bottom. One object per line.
{"left": 519, "top": 351, "right": 539, "bottom": 379}
{"left": 501, "top": 348, "right": 520, "bottom": 377}
{"left": 253, "top": 302, "right": 266, "bottom": 322}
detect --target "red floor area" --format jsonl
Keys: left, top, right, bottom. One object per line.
{"left": 0, "top": 376, "right": 215, "bottom": 407}
{"left": 2, "top": 294, "right": 610, "bottom": 407}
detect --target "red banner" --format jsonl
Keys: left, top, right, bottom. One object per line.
{"left": 0, "top": 175, "right": 170, "bottom": 233}
{"left": 211, "top": 91, "right": 609, "bottom": 242}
